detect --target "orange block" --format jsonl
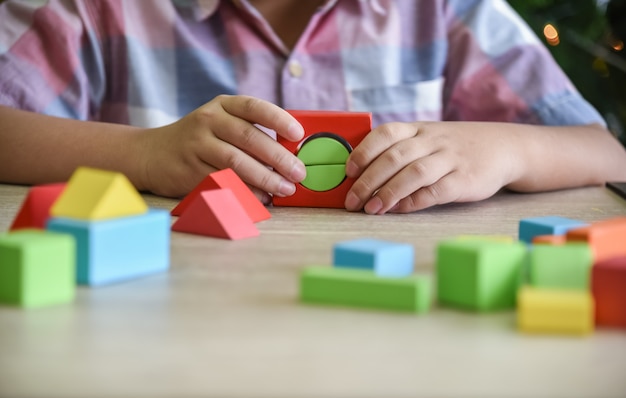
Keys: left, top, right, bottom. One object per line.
{"left": 171, "top": 189, "right": 259, "bottom": 240}
{"left": 592, "top": 256, "right": 626, "bottom": 328}
{"left": 10, "top": 183, "right": 66, "bottom": 231}
{"left": 566, "top": 217, "right": 626, "bottom": 262}
{"left": 171, "top": 168, "right": 270, "bottom": 222}
{"left": 273, "top": 110, "right": 372, "bottom": 208}
{"left": 532, "top": 234, "right": 567, "bottom": 245}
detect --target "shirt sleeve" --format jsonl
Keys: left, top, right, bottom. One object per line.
{"left": 442, "top": 0, "right": 605, "bottom": 127}
{"left": 0, "top": 1, "right": 105, "bottom": 121}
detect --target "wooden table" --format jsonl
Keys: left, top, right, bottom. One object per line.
{"left": 1, "top": 183, "right": 625, "bottom": 398}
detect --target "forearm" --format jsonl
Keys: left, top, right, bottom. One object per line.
{"left": 503, "top": 123, "right": 626, "bottom": 192}
{"left": 0, "top": 106, "right": 149, "bottom": 189}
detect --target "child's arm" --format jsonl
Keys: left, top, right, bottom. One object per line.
{"left": 344, "top": 121, "right": 626, "bottom": 214}
{"left": 0, "top": 95, "right": 306, "bottom": 202}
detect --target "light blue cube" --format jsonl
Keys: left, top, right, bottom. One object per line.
{"left": 333, "top": 238, "right": 414, "bottom": 277}
{"left": 518, "top": 216, "right": 588, "bottom": 244}
{"left": 47, "top": 209, "right": 170, "bottom": 286}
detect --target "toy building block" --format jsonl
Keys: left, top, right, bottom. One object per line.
{"left": 332, "top": 238, "right": 414, "bottom": 277}
{"left": 171, "top": 168, "right": 270, "bottom": 222}
{"left": 592, "top": 256, "right": 626, "bottom": 328}
{"left": 528, "top": 243, "right": 593, "bottom": 290}
{"left": 566, "top": 217, "right": 626, "bottom": 263}
{"left": 47, "top": 209, "right": 169, "bottom": 286}
{"left": 273, "top": 110, "right": 372, "bottom": 208}
{"left": 0, "top": 230, "right": 75, "bottom": 308}
{"left": 436, "top": 239, "right": 526, "bottom": 311}
{"left": 51, "top": 167, "right": 147, "bottom": 221}
{"left": 517, "top": 286, "right": 594, "bottom": 335}
{"left": 518, "top": 216, "right": 588, "bottom": 244}
{"left": 172, "top": 189, "right": 259, "bottom": 240}
{"left": 9, "top": 183, "right": 66, "bottom": 231}
{"left": 531, "top": 234, "right": 567, "bottom": 245}
{"left": 300, "top": 266, "right": 431, "bottom": 313}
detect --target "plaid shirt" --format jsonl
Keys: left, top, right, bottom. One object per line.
{"left": 0, "top": 0, "right": 604, "bottom": 128}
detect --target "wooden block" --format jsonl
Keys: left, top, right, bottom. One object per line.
{"left": 171, "top": 168, "right": 270, "bottom": 222}
{"left": 332, "top": 238, "right": 414, "bottom": 277}
{"left": 517, "top": 286, "right": 594, "bottom": 335}
{"left": 172, "top": 189, "right": 259, "bottom": 240}
{"left": 436, "top": 239, "right": 526, "bottom": 311}
{"left": 592, "top": 256, "right": 626, "bottom": 328}
{"left": 300, "top": 266, "right": 431, "bottom": 313}
{"left": 273, "top": 110, "right": 372, "bottom": 208}
{"left": 566, "top": 217, "right": 626, "bottom": 263}
{"left": 47, "top": 209, "right": 170, "bottom": 286}
{"left": 532, "top": 234, "right": 567, "bottom": 245}
{"left": 529, "top": 243, "right": 593, "bottom": 290}
{"left": 0, "top": 230, "right": 75, "bottom": 308}
{"left": 51, "top": 167, "right": 147, "bottom": 221}
{"left": 518, "top": 216, "right": 587, "bottom": 244}
{"left": 10, "top": 183, "right": 66, "bottom": 231}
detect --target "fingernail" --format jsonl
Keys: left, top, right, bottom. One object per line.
{"left": 288, "top": 121, "right": 304, "bottom": 140}
{"left": 261, "top": 192, "right": 272, "bottom": 206}
{"left": 345, "top": 161, "right": 359, "bottom": 178}
{"left": 290, "top": 161, "right": 306, "bottom": 182}
{"left": 364, "top": 196, "right": 383, "bottom": 215}
{"left": 345, "top": 191, "right": 360, "bottom": 211}
{"left": 277, "top": 180, "right": 296, "bottom": 197}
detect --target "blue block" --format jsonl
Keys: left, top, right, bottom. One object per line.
{"left": 47, "top": 209, "right": 170, "bottom": 286}
{"left": 333, "top": 238, "right": 414, "bottom": 277}
{"left": 518, "top": 216, "right": 588, "bottom": 244}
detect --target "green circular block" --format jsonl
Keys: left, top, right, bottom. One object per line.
{"left": 297, "top": 135, "right": 351, "bottom": 191}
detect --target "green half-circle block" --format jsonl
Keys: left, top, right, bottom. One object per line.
{"left": 302, "top": 165, "right": 346, "bottom": 192}
{"left": 297, "top": 137, "right": 350, "bottom": 166}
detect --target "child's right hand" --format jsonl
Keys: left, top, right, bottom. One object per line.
{"left": 136, "top": 95, "right": 306, "bottom": 203}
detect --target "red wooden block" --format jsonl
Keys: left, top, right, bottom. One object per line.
{"left": 567, "top": 217, "right": 626, "bottom": 262}
{"left": 9, "top": 183, "right": 66, "bottom": 231}
{"left": 592, "top": 256, "right": 626, "bottom": 328}
{"left": 273, "top": 110, "right": 372, "bottom": 208}
{"left": 171, "top": 189, "right": 259, "bottom": 240}
{"left": 171, "top": 168, "right": 270, "bottom": 222}
{"left": 532, "top": 234, "right": 566, "bottom": 245}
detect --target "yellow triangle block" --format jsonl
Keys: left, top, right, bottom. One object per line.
{"left": 50, "top": 167, "right": 148, "bottom": 220}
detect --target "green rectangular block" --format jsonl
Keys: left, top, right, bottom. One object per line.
{"left": 300, "top": 266, "right": 431, "bottom": 313}
{"left": 529, "top": 243, "right": 593, "bottom": 290}
{"left": 437, "top": 239, "right": 526, "bottom": 311}
{"left": 0, "top": 229, "right": 76, "bottom": 308}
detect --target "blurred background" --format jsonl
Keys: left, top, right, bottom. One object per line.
{"left": 508, "top": 0, "right": 626, "bottom": 145}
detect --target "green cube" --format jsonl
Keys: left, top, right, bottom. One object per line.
{"left": 436, "top": 239, "right": 526, "bottom": 311}
{"left": 529, "top": 243, "right": 592, "bottom": 290}
{"left": 300, "top": 266, "right": 431, "bottom": 313}
{"left": 0, "top": 230, "right": 75, "bottom": 308}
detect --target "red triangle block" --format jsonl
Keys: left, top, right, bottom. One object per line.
{"left": 10, "top": 183, "right": 67, "bottom": 231}
{"left": 171, "top": 168, "right": 271, "bottom": 222}
{"left": 171, "top": 189, "right": 259, "bottom": 240}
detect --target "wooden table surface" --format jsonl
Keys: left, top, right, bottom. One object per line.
{"left": 1, "top": 183, "right": 625, "bottom": 398}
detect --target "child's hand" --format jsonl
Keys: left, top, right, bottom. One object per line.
{"left": 136, "top": 95, "right": 306, "bottom": 203}
{"left": 344, "top": 121, "right": 521, "bottom": 214}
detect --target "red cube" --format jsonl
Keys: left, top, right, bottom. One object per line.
{"left": 592, "top": 256, "right": 626, "bottom": 328}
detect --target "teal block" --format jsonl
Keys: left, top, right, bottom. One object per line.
{"left": 436, "top": 239, "right": 527, "bottom": 311}
{"left": 529, "top": 243, "right": 593, "bottom": 290}
{"left": 301, "top": 266, "right": 431, "bottom": 313}
{"left": 46, "top": 209, "right": 170, "bottom": 286}
{"left": 0, "top": 230, "right": 75, "bottom": 308}
{"left": 333, "top": 238, "right": 414, "bottom": 277}
{"left": 518, "top": 216, "right": 587, "bottom": 244}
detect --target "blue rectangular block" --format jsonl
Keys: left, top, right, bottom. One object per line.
{"left": 518, "top": 216, "right": 588, "bottom": 244}
{"left": 333, "top": 238, "right": 414, "bottom": 277}
{"left": 47, "top": 209, "right": 170, "bottom": 286}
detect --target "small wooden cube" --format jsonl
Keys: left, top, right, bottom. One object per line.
{"left": 333, "top": 238, "right": 414, "bottom": 277}
{"left": 518, "top": 216, "right": 587, "bottom": 244}
{"left": 592, "top": 256, "right": 626, "bottom": 328}
{"left": 0, "top": 230, "right": 75, "bottom": 308}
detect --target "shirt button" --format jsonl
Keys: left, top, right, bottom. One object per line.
{"left": 288, "top": 60, "right": 303, "bottom": 78}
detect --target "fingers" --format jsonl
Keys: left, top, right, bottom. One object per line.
{"left": 389, "top": 172, "right": 462, "bottom": 213}
{"left": 220, "top": 95, "right": 304, "bottom": 142}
